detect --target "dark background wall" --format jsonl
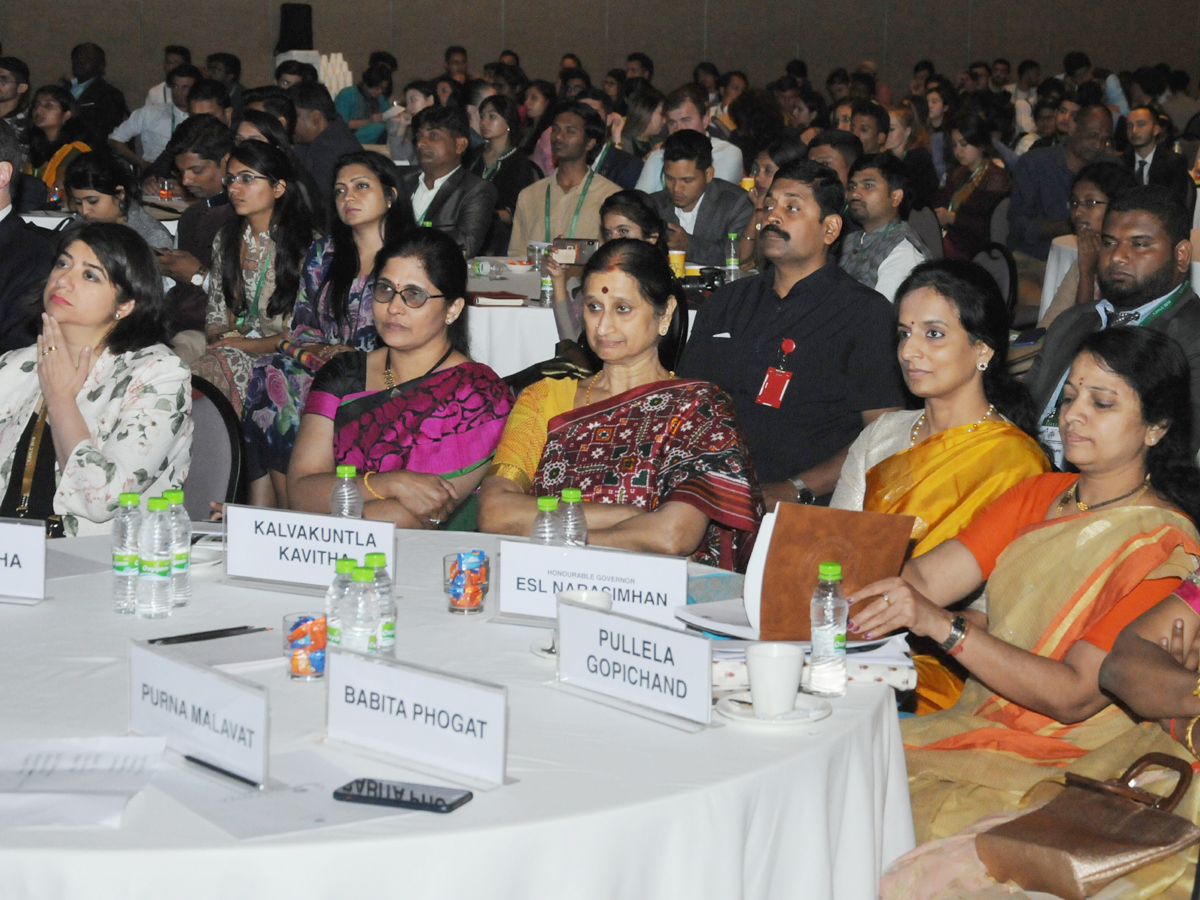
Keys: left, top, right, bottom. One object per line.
{"left": 4, "top": 0, "right": 1199, "bottom": 106}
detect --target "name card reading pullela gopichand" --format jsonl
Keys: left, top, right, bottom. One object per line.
{"left": 556, "top": 601, "right": 713, "bottom": 727}
{"left": 0, "top": 517, "right": 45, "bottom": 604}
{"left": 224, "top": 504, "right": 396, "bottom": 590}
{"left": 326, "top": 650, "right": 508, "bottom": 789}
{"left": 498, "top": 540, "right": 687, "bottom": 628}
{"left": 128, "top": 641, "right": 269, "bottom": 786}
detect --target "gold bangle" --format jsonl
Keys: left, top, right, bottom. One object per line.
{"left": 362, "top": 471, "right": 385, "bottom": 500}
{"left": 1193, "top": 672, "right": 1200, "bottom": 700}
{"left": 1186, "top": 715, "right": 1200, "bottom": 759}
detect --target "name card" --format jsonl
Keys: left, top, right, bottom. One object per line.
{"left": 498, "top": 540, "right": 687, "bottom": 628}
{"left": 326, "top": 650, "right": 508, "bottom": 788}
{"left": 556, "top": 601, "right": 712, "bottom": 727}
{"left": 129, "top": 642, "right": 269, "bottom": 786}
{"left": 0, "top": 518, "right": 45, "bottom": 604}
{"left": 224, "top": 504, "right": 395, "bottom": 590}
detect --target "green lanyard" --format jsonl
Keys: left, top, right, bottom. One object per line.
{"left": 480, "top": 147, "right": 515, "bottom": 181}
{"left": 591, "top": 142, "right": 611, "bottom": 174}
{"left": 545, "top": 168, "right": 595, "bottom": 242}
{"left": 235, "top": 244, "right": 273, "bottom": 329}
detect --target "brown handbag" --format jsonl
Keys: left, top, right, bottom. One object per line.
{"left": 975, "top": 753, "right": 1200, "bottom": 900}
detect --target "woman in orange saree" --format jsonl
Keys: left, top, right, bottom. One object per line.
{"left": 851, "top": 329, "right": 1200, "bottom": 896}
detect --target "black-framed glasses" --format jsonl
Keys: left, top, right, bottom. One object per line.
{"left": 221, "top": 172, "right": 272, "bottom": 188}
{"left": 370, "top": 281, "right": 445, "bottom": 308}
{"left": 1067, "top": 198, "right": 1107, "bottom": 210}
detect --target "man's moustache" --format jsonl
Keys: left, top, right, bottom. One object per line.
{"left": 761, "top": 224, "right": 790, "bottom": 241}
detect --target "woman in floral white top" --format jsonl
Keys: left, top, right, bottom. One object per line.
{"left": 190, "top": 140, "right": 318, "bottom": 413}
{"left": 0, "top": 222, "right": 192, "bottom": 536}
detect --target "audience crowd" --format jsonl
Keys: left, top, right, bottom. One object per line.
{"left": 8, "top": 38, "right": 1200, "bottom": 896}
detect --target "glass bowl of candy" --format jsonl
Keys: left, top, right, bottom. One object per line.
{"left": 444, "top": 551, "right": 489, "bottom": 615}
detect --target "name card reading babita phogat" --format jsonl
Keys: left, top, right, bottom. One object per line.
{"left": 224, "top": 504, "right": 396, "bottom": 590}
{"left": 498, "top": 540, "right": 687, "bottom": 628}
{"left": 129, "top": 642, "right": 269, "bottom": 786}
{"left": 0, "top": 517, "right": 45, "bottom": 602}
{"left": 327, "top": 650, "right": 508, "bottom": 788}
{"left": 557, "top": 601, "right": 712, "bottom": 726}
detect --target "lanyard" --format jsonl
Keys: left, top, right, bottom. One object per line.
{"left": 236, "top": 241, "right": 274, "bottom": 328}
{"left": 545, "top": 168, "right": 595, "bottom": 241}
{"left": 591, "top": 142, "right": 611, "bottom": 173}
{"left": 16, "top": 403, "right": 48, "bottom": 516}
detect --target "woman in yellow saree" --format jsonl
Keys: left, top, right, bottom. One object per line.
{"left": 853, "top": 328, "right": 1200, "bottom": 898}
{"left": 831, "top": 259, "right": 1049, "bottom": 712}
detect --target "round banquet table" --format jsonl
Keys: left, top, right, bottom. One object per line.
{"left": 0, "top": 530, "right": 914, "bottom": 900}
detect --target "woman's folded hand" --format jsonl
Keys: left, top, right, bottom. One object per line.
{"left": 379, "top": 471, "right": 459, "bottom": 522}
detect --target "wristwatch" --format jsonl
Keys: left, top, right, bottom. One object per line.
{"left": 190, "top": 265, "right": 207, "bottom": 287}
{"left": 938, "top": 615, "right": 969, "bottom": 653}
{"left": 789, "top": 475, "right": 816, "bottom": 504}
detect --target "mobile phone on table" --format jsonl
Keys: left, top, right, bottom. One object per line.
{"left": 332, "top": 778, "right": 473, "bottom": 813}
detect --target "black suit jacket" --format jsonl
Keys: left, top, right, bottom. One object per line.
{"left": 74, "top": 77, "right": 129, "bottom": 141}
{"left": 0, "top": 209, "right": 56, "bottom": 353}
{"left": 402, "top": 167, "right": 497, "bottom": 258}
{"left": 597, "top": 146, "right": 644, "bottom": 190}
{"left": 1027, "top": 290, "right": 1200, "bottom": 454}
{"left": 1125, "top": 147, "right": 1197, "bottom": 219}
{"left": 164, "top": 199, "right": 237, "bottom": 334}
{"left": 296, "top": 117, "right": 363, "bottom": 205}
{"left": 648, "top": 178, "right": 754, "bottom": 267}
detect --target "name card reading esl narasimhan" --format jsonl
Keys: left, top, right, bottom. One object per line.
{"left": 224, "top": 504, "right": 396, "bottom": 590}
{"left": 0, "top": 518, "right": 45, "bottom": 604}
{"left": 557, "top": 601, "right": 712, "bottom": 726}
{"left": 498, "top": 540, "right": 687, "bottom": 628}
{"left": 129, "top": 641, "right": 269, "bottom": 786}
{"left": 326, "top": 650, "right": 508, "bottom": 788}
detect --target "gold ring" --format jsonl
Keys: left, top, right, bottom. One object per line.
{"left": 884, "top": 594, "right": 892, "bottom": 606}
{"left": 42, "top": 346, "right": 56, "bottom": 356}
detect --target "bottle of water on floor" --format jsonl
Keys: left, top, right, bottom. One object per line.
{"left": 338, "top": 567, "right": 380, "bottom": 654}
{"left": 136, "top": 498, "right": 173, "bottom": 619}
{"left": 809, "top": 561, "right": 848, "bottom": 697}
{"left": 325, "top": 557, "right": 357, "bottom": 646}
{"left": 162, "top": 489, "right": 191, "bottom": 607}
{"left": 365, "top": 551, "right": 395, "bottom": 652}
{"left": 559, "top": 487, "right": 587, "bottom": 546}
{"left": 530, "top": 496, "right": 565, "bottom": 544}
{"left": 112, "top": 492, "right": 142, "bottom": 614}
{"left": 330, "top": 465, "right": 363, "bottom": 518}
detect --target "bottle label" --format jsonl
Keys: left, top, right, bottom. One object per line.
{"left": 811, "top": 624, "right": 846, "bottom": 658}
{"left": 379, "top": 617, "right": 395, "bottom": 648}
{"left": 112, "top": 552, "right": 138, "bottom": 575}
{"left": 172, "top": 550, "right": 190, "bottom": 573}
{"left": 726, "top": 255, "right": 738, "bottom": 267}
{"left": 139, "top": 557, "right": 171, "bottom": 579}
{"left": 327, "top": 617, "right": 341, "bottom": 645}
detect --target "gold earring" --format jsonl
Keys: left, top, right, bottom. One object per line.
{"left": 659, "top": 323, "right": 669, "bottom": 336}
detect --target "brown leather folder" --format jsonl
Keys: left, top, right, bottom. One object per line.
{"left": 759, "top": 503, "right": 916, "bottom": 641}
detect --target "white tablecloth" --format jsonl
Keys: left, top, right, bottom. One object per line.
{"left": 0, "top": 531, "right": 914, "bottom": 900}
{"left": 23, "top": 211, "right": 180, "bottom": 239}
{"left": 1039, "top": 229, "right": 1200, "bottom": 321}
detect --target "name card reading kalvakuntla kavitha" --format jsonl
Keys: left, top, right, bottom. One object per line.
{"left": 498, "top": 540, "right": 687, "bottom": 628}
{"left": 326, "top": 650, "right": 508, "bottom": 789}
{"left": 556, "top": 601, "right": 713, "bottom": 727}
{"left": 128, "top": 641, "right": 269, "bottom": 786}
{"left": 223, "top": 504, "right": 396, "bottom": 590}
{"left": 0, "top": 517, "right": 45, "bottom": 604}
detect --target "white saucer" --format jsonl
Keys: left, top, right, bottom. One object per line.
{"left": 190, "top": 536, "right": 225, "bottom": 567}
{"left": 714, "top": 691, "right": 832, "bottom": 728}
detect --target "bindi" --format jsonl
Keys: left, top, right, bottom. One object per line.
{"left": 601, "top": 286, "right": 608, "bottom": 293}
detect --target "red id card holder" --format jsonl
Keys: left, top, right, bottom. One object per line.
{"left": 755, "top": 338, "right": 796, "bottom": 408}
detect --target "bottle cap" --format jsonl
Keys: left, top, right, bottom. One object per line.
{"left": 536, "top": 496, "right": 559, "bottom": 512}
{"left": 335, "top": 557, "right": 357, "bottom": 574}
{"left": 351, "top": 567, "right": 375, "bottom": 583}
{"left": 818, "top": 561, "right": 842, "bottom": 580}
{"left": 336, "top": 464, "right": 357, "bottom": 478}
{"left": 147, "top": 497, "right": 168, "bottom": 512}
{"left": 728, "top": 232, "right": 738, "bottom": 239}
{"left": 561, "top": 487, "right": 582, "bottom": 503}
{"left": 118, "top": 492, "right": 141, "bottom": 507}
{"left": 365, "top": 552, "right": 387, "bottom": 569}
{"left": 163, "top": 489, "right": 184, "bottom": 504}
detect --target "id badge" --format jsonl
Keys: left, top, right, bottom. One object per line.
{"left": 756, "top": 367, "right": 793, "bottom": 408}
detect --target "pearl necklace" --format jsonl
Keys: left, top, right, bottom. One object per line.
{"left": 910, "top": 404, "right": 995, "bottom": 446}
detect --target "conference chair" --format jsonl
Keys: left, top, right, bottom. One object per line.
{"left": 988, "top": 197, "right": 1010, "bottom": 245}
{"left": 183, "top": 376, "right": 247, "bottom": 521}
{"left": 973, "top": 243, "right": 1019, "bottom": 321}
{"left": 906, "top": 206, "right": 944, "bottom": 260}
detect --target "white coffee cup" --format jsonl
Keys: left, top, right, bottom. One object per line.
{"left": 556, "top": 589, "right": 612, "bottom": 611}
{"left": 746, "top": 643, "right": 805, "bottom": 718}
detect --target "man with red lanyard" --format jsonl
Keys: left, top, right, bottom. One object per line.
{"left": 677, "top": 158, "right": 905, "bottom": 506}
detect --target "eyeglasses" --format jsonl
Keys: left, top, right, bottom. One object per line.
{"left": 1067, "top": 198, "right": 1107, "bottom": 210}
{"left": 370, "top": 281, "right": 445, "bottom": 308}
{"left": 221, "top": 172, "right": 272, "bottom": 188}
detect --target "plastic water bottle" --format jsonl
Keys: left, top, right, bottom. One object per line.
{"left": 162, "top": 489, "right": 191, "bottom": 607}
{"left": 330, "top": 464, "right": 363, "bottom": 518}
{"left": 809, "top": 561, "right": 849, "bottom": 697}
{"left": 538, "top": 255, "right": 554, "bottom": 306}
{"left": 559, "top": 487, "right": 587, "bottom": 546}
{"left": 724, "top": 232, "right": 740, "bottom": 283}
{"left": 112, "top": 492, "right": 142, "bottom": 614}
{"left": 530, "top": 496, "right": 566, "bottom": 544}
{"left": 337, "top": 567, "right": 380, "bottom": 654}
{"left": 136, "top": 497, "right": 173, "bottom": 619}
{"left": 325, "top": 556, "right": 357, "bottom": 646}
{"left": 365, "top": 551, "right": 395, "bottom": 652}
